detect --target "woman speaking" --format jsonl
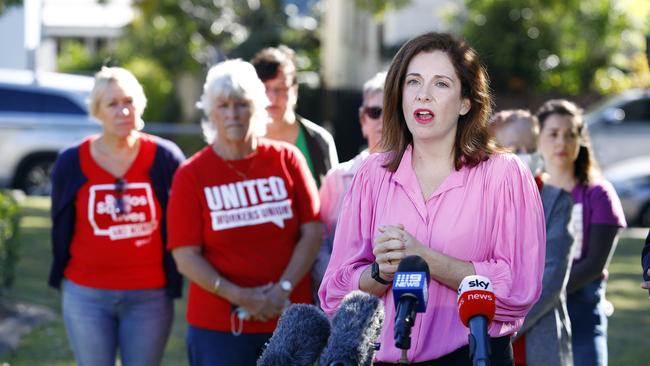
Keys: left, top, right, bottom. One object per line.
{"left": 319, "top": 32, "right": 546, "bottom": 365}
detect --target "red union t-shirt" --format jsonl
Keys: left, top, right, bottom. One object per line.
{"left": 64, "top": 134, "right": 165, "bottom": 290}
{"left": 167, "top": 138, "right": 320, "bottom": 333}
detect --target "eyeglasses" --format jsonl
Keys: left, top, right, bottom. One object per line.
{"left": 266, "top": 86, "right": 291, "bottom": 97}
{"left": 115, "top": 178, "right": 127, "bottom": 215}
{"left": 364, "top": 106, "right": 383, "bottom": 119}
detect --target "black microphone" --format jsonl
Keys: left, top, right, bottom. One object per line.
{"left": 457, "top": 275, "right": 496, "bottom": 366}
{"left": 257, "top": 304, "right": 331, "bottom": 366}
{"left": 392, "top": 255, "right": 430, "bottom": 350}
{"left": 319, "top": 290, "right": 385, "bottom": 366}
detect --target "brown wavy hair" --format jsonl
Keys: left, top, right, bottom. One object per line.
{"left": 535, "top": 99, "right": 600, "bottom": 185}
{"left": 380, "top": 32, "right": 497, "bottom": 172}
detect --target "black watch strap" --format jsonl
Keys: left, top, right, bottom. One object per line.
{"left": 371, "top": 261, "right": 391, "bottom": 285}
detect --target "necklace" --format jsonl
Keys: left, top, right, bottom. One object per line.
{"left": 92, "top": 135, "right": 140, "bottom": 178}
{"left": 222, "top": 158, "right": 255, "bottom": 180}
{"left": 213, "top": 144, "right": 258, "bottom": 180}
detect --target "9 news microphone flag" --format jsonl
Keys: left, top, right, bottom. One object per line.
{"left": 392, "top": 255, "right": 430, "bottom": 351}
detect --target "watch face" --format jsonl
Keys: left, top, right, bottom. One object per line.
{"left": 371, "top": 262, "right": 390, "bottom": 285}
{"left": 371, "top": 261, "right": 379, "bottom": 278}
{"left": 280, "top": 280, "right": 292, "bottom": 291}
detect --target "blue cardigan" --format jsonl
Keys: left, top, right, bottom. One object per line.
{"left": 48, "top": 135, "right": 185, "bottom": 298}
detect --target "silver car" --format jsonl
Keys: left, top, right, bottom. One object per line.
{"left": 585, "top": 89, "right": 650, "bottom": 169}
{"left": 0, "top": 69, "right": 203, "bottom": 195}
{"left": 605, "top": 156, "right": 650, "bottom": 227}
{"left": 0, "top": 68, "right": 100, "bottom": 195}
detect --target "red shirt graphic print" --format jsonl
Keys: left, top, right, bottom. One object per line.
{"left": 64, "top": 135, "right": 165, "bottom": 290}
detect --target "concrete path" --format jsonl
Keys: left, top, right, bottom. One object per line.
{"left": 0, "top": 302, "right": 56, "bottom": 359}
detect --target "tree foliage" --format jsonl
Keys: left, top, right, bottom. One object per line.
{"left": 127, "top": 0, "right": 321, "bottom": 73}
{"left": 459, "top": 0, "right": 637, "bottom": 95}
{"left": 58, "top": 0, "right": 323, "bottom": 122}
{"left": 354, "top": 0, "right": 411, "bottom": 19}
{"left": 0, "top": 0, "right": 22, "bottom": 15}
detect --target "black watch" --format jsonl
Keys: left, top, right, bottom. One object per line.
{"left": 371, "top": 261, "right": 391, "bottom": 285}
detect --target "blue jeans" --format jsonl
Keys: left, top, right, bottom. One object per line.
{"left": 186, "top": 325, "right": 272, "bottom": 366}
{"left": 62, "top": 279, "right": 173, "bottom": 366}
{"left": 567, "top": 280, "right": 608, "bottom": 366}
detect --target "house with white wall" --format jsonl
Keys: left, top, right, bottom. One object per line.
{"left": 0, "top": 0, "right": 133, "bottom": 71}
{"left": 321, "top": 0, "right": 464, "bottom": 90}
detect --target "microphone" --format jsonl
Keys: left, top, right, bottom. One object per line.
{"left": 457, "top": 275, "right": 496, "bottom": 366}
{"left": 257, "top": 304, "right": 331, "bottom": 366}
{"left": 320, "top": 290, "right": 385, "bottom": 366}
{"left": 392, "top": 255, "right": 430, "bottom": 350}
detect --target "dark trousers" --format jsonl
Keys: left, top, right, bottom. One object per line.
{"left": 186, "top": 325, "right": 272, "bottom": 366}
{"left": 374, "top": 335, "right": 513, "bottom": 366}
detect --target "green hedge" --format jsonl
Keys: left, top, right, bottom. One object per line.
{"left": 0, "top": 190, "right": 20, "bottom": 291}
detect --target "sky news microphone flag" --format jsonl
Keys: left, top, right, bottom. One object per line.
{"left": 457, "top": 275, "right": 496, "bottom": 366}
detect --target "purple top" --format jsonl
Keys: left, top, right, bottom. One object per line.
{"left": 318, "top": 146, "right": 546, "bottom": 363}
{"left": 570, "top": 181, "right": 626, "bottom": 264}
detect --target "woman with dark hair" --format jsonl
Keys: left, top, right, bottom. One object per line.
{"left": 490, "top": 109, "right": 575, "bottom": 366}
{"left": 536, "top": 99, "right": 626, "bottom": 366}
{"left": 319, "top": 32, "right": 545, "bottom": 365}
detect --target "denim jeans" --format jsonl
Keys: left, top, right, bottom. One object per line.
{"left": 62, "top": 279, "right": 173, "bottom": 366}
{"left": 567, "top": 279, "right": 608, "bottom": 366}
{"left": 186, "top": 325, "right": 272, "bottom": 366}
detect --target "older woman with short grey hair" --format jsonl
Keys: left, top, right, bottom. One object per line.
{"left": 167, "top": 59, "right": 322, "bottom": 366}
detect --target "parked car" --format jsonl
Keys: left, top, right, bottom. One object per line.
{"left": 0, "top": 68, "right": 100, "bottom": 195}
{"left": 0, "top": 68, "right": 202, "bottom": 196}
{"left": 604, "top": 156, "right": 650, "bottom": 227}
{"left": 585, "top": 89, "right": 650, "bottom": 169}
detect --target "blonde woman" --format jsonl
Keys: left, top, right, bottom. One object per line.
{"left": 49, "top": 66, "right": 185, "bottom": 366}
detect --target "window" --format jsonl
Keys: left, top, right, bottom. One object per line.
{"left": 621, "top": 99, "right": 650, "bottom": 123}
{"left": 0, "top": 86, "right": 86, "bottom": 115}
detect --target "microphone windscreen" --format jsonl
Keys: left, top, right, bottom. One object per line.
{"left": 320, "top": 291, "right": 385, "bottom": 366}
{"left": 396, "top": 255, "right": 431, "bottom": 281}
{"left": 457, "top": 275, "right": 496, "bottom": 326}
{"left": 257, "top": 304, "right": 331, "bottom": 366}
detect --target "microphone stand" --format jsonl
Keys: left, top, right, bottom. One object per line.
{"left": 399, "top": 349, "right": 409, "bottom": 365}
{"left": 468, "top": 315, "right": 490, "bottom": 366}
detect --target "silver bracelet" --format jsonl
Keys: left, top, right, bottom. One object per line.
{"left": 213, "top": 276, "right": 222, "bottom": 294}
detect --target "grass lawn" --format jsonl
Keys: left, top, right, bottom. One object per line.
{"left": 1, "top": 196, "right": 187, "bottom": 366}
{"left": 1, "top": 196, "right": 649, "bottom": 365}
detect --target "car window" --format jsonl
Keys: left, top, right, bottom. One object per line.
{"left": 620, "top": 98, "right": 650, "bottom": 123}
{"left": 0, "top": 86, "right": 86, "bottom": 115}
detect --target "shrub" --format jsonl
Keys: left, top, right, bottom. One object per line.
{"left": 0, "top": 190, "right": 21, "bottom": 291}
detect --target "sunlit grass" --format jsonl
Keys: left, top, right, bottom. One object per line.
{"left": 2, "top": 196, "right": 188, "bottom": 366}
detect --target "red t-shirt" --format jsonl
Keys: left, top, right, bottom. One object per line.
{"left": 167, "top": 138, "right": 320, "bottom": 333}
{"left": 64, "top": 134, "right": 165, "bottom": 290}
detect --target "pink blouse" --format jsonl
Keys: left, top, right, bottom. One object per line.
{"left": 318, "top": 145, "right": 546, "bottom": 363}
